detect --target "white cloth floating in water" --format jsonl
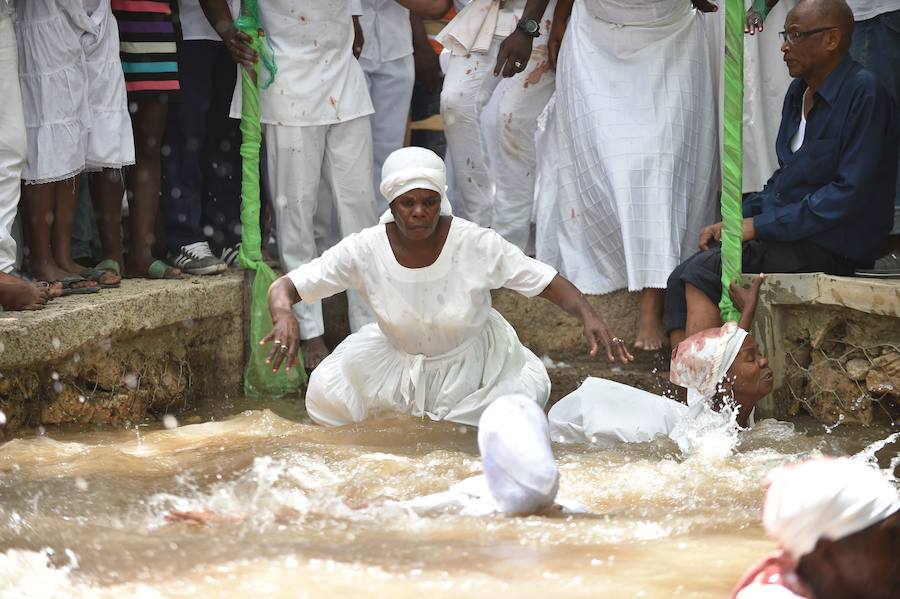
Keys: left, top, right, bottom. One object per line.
{"left": 402, "top": 395, "right": 586, "bottom": 516}
{"left": 548, "top": 377, "right": 688, "bottom": 446}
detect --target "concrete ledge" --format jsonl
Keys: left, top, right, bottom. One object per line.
{"left": 0, "top": 274, "right": 244, "bottom": 433}
{"left": 753, "top": 273, "right": 900, "bottom": 424}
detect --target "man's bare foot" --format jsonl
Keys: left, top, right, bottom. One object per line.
{"left": 634, "top": 288, "right": 667, "bottom": 351}
{"left": 300, "top": 336, "right": 330, "bottom": 371}
{"left": 0, "top": 279, "right": 49, "bottom": 310}
{"left": 164, "top": 509, "right": 243, "bottom": 526}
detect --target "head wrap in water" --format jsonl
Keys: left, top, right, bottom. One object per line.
{"left": 670, "top": 322, "right": 748, "bottom": 405}
{"left": 731, "top": 458, "right": 900, "bottom": 598}
{"left": 378, "top": 147, "right": 453, "bottom": 225}
{"left": 763, "top": 457, "right": 900, "bottom": 558}
{"left": 478, "top": 395, "right": 560, "bottom": 514}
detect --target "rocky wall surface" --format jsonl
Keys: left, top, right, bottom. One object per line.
{"left": 0, "top": 275, "right": 243, "bottom": 435}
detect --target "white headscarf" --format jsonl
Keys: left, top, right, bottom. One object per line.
{"left": 670, "top": 322, "right": 748, "bottom": 405}
{"left": 378, "top": 147, "right": 453, "bottom": 225}
{"left": 762, "top": 457, "right": 900, "bottom": 559}
{"left": 477, "top": 395, "right": 560, "bottom": 514}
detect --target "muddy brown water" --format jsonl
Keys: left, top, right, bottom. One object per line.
{"left": 0, "top": 396, "right": 897, "bottom": 598}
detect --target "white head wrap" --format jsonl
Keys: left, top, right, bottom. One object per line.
{"left": 477, "top": 395, "right": 560, "bottom": 514}
{"left": 763, "top": 457, "right": 900, "bottom": 558}
{"left": 670, "top": 322, "right": 749, "bottom": 405}
{"left": 378, "top": 147, "right": 453, "bottom": 225}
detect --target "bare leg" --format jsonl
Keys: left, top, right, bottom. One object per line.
{"left": 90, "top": 169, "right": 126, "bottom": 279}
{"left": 634, "top": 288, "right": 666, "bottom": 350}
{"left": 23, "top": 180, "right": 93, "bottom": 288}
{"left": 124, "top": 100, "right": 180, "bottom": 278}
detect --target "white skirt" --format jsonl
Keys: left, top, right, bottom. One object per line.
{"left": 535, "top": 0, "right": 718, "bottom": 293}
{"left": 305, "top": 310, "right": 550, "bottom": 427}
{"left": 16, "top": 0, "right": 134, "bottom": 184}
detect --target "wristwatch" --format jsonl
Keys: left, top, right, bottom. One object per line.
{"left": 516, "top": 18, "right": 540, "bottom": 38}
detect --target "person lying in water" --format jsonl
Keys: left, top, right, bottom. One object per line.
{"left": 548, "top": 274, "right": 773, "bottom": 452}
{"left": 732, "top": 457, "right": 900, "bottom": 599}
{"left": 263, "top": 147, "right": 632, "bottom": 428}
{"left": 165, "top": 394, "right": 586, "bottom": 525}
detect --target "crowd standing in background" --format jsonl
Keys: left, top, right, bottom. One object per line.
{"left": 0, "top": 0, "right": 897, "bottom": 370}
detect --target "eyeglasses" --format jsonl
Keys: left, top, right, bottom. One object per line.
{"left": 779, "top": 27, "right": 838, "bottom": 45}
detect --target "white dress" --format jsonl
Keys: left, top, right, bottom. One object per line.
{"left": 15, "top": 0, "right": 134, "bottom": 184}
{"left": 534, "top": 0, "right": 717, "bottom": 293}
{"left": 287, "top": 218, "right": 555, "bottom": 427}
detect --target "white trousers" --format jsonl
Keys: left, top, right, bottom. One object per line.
{"left": 360, "top": 54, "right": 415, "bottom": 213}
{"left": 441, "top": 37, "right": 555, "bottom": 234}
{"left": 0, "top": 18, "right": 26, "bottom": 273}
{"left": 264, "top": 118, "right": 377, "bottom": 340}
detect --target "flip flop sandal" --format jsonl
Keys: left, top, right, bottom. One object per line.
{"left": 58, "top": 275, "right": 101, "bottom": 296}
{"left": 80, "top": 265, "right": 121, "bottom": 289}
{"left": 146, "top": 260, "right": 182, "bottom": 280}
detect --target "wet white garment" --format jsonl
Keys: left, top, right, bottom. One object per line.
{"left": 179, "top": 0, "right": 240, "bottom": 41}
{"left": 0, "top": 15, "right": 25, "bottom": 273}
{"left": 534, "top": 0, "right": 717, "bottom": 293}
{"left": 440, "top": 0, "right": 556, "bottom": 229}
{"left": 479, "top": 394, "right": 559, "bottom": 513}
{"left": 16, "top": 0, "right": 134, "bottom": 184}
{"left": 265, "top": 119, "right": 377, "bottom": 340}
{"left": 229, "top": 0, "right": 374, "bottom": 127}
{"left": 291, "top": 217, "right": 556, "bottom": 426}
{"left": 549, "top": 377, "right": 689, "bottom": 445}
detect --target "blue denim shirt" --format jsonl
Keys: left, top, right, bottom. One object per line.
{"left": 743, "top": 56, "right": 899, "bottom": 266}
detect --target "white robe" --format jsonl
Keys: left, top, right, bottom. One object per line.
{"left": 534, "top": 0, "right": 717, "bottom": 293}
{"left": 287, "top": 217, "right": 555, "bottom": 427}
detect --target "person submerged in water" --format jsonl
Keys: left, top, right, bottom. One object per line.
{"left": 549, "top": 274, "right": 773, "bottom": 451}
{"left": 165, "top": 394, "right": 586, "bottom": 525}
{"left": 732, "top": 457, "right": 900, "bottom": 599}
{"left": 263, "top": 146, "right": 631, "bottom": 429}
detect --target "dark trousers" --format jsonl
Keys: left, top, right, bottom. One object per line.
{"left": 162, "top": 40, "right": 241, "bottom": 253}
{"left": 664, "top": 239, "right": 861, "bottom": 333}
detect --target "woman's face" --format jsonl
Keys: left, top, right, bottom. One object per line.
{"left": 389, "top": 188, "right": 442, "bottom": 241}
{"left": 726, "top": 335, "right": 774, "bottom": 408}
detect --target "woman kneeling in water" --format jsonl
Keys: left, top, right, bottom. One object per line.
{"left": 264, "top": 147, "right": 631, "bottom": 427}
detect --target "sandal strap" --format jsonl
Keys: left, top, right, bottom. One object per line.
{"left": 95, "top": 259, "right": 122, "bottom": 276}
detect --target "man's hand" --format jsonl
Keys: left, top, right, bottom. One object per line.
{"left": 353, "top": 15, "right": 364, "bottom": 58}
{"left": 729, "top": 273, "right": 765, "bottom": 316}
{"left": 494, "top": 29, "right": 534, "bottom": 78}
{"left": 698, "top": 218, "right": 756, "bottom": 251}
{"left": 691, "top": 0, "right": 718, "bottom": 12}
{"left": 548, "top": 19, "right": 567, "bottom": 69}
{"left": 223, "top": 25, "right": 258, "bottom": 67}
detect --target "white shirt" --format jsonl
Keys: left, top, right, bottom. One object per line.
{"left": 288, "top": 218, "right": 556, "bottom": 356}
{"left": 179, "top": 0, "right": 240, "bottom": 41}
{"left": 230, "top": 0, "right": 373, "bottom": 127}
{"left": 845, "top": 0, "right": 898, "bottom": 21}
{"left": 359, "top": 0, "right": 412, "bottom": 63}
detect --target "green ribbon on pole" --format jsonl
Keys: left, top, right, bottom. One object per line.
{"left": 719, "top": 0, "right": 745, "bottom": 323}
{"left": 236, "top": 5, "right": 305, "bottom": 396}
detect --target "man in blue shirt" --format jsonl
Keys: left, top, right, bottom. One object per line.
{"left": 665, "top": 0, "right": 899, "bottom": 346}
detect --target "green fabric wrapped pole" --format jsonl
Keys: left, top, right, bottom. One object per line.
{"left": 719, "top": 0, "right": 745, "bottom": 322}
{"left": 235, "top": 5, "right": 306, "bottom": 396}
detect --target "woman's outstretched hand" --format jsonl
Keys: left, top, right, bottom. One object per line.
{"left": 583, "top": 312, "right": 633, "bottom": 363}
{"left": 262, "top": 276, "right": 303, "bottom": 372}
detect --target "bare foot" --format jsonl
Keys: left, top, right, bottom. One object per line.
{"left": 634, "top": 288, "right": 666, "bottom": 351}
{"left": 0, "top": 279, "right": 49, "bottom": 310}
{"left": 164, "top": 509, "right": 243, "bottom": 526}
{"left": 300, "top": 336, "right": 330, "bottom": 371}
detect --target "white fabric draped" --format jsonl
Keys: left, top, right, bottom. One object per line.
{"left": 535, "top": 0, "right": 718, "bottom": 293}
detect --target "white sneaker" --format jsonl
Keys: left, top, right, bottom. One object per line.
{"left": 170, "top": 242, "right": 227, "bottom": 275}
